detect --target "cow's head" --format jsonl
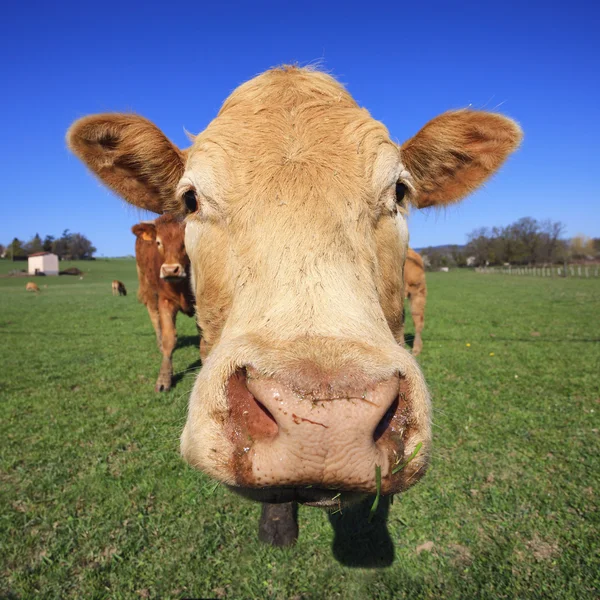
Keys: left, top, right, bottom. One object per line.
{"left": 132, "top": 215, "right": 189, "bottom": 280}
{"left": 68, "top": 67, "right": 521, "bottom": 507}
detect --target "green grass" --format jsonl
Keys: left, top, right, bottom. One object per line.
{"left": 1, "top": 261, "right": 599, "bottom": 599}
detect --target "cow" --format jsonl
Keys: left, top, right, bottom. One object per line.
{"left": 25, "top": 282, "right": 40, "bottom": 293}
{"left": 403, "top": 249, "right": 427, "bottom": 356}
{"left": 131, "top": 215, "right": 196, "bottom": 392}
{"left": 67, "top": 66, "right": 521, "bottom": 546}
{"left": 112, "top": 280, "right": 127, "bottom": 296}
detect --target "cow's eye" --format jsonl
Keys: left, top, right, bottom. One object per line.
{"left": 183, "top": 190, "right": 198, "bottom": 213}
{"left": 396, "top": 182, "right": 408, "bottom": 205}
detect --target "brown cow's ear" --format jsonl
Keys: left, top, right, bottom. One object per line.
{"left": 67, "top": 114, "right": 186, "bottom": 214}
{"left": 131, "top": 222, "right": 156, "bottom": 241}
{"left": 401, "top": 110, "right": 522, "bottom": 208}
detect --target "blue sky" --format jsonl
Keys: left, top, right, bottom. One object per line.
{"left": 1, "top": 0, "right": 598, "bottom": 256}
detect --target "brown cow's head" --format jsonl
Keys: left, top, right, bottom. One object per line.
{"left": 132, "top": 215, "right": 189, "bottom": 280}
{"left": 68, "top": 67, "right": 521, "bottom": 507}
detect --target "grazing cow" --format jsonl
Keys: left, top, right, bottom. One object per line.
{"left": 403, "top": 249, "right": 427, "bottom": 356}
{"left": 132, "top": 215, "right": 195, "bottom": 392}
{"left": 26, "top": 282, "right": 40, "bottom": 293}
{"left": 112, "top": 280, "right": 127, "bottom": 296}
{"left": 68, "top": 66, "right": 521, "bottom": 546}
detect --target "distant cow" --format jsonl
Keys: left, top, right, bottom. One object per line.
{"left": 403, "top": 249, "right": 427, "bottom": 356}
{"left": 112, "top": 280, "right": 127, "bottom": 296}
{"left": 25, "top": 282, "right": 40, "bottom": 293}
{"left": 132, "top": 215, "right": 195, "bottom": 392}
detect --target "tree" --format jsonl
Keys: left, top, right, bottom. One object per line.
{"left": 511, "top": 217, "right": 540, "bottom": 264}
{"left": 466, "top": 227, "right": 493, "bottom": 266}
{"left": 0, "top": 243, "right": 5, "bottom": 258}
{"left": 538, "top": 220, "right": 566, "bottom": 264}
{"left": 68, "top": 233, "right": 96, "bottom": 259}
{"left": 6, "top": 238, "right": 26, "bottom": 259}
{"left": 570, "top": 234, "right": 595, "bottom": 259}
{"left": 42, "top": 235, "right": 55, "bottom": 252}
{"left": 24, "top": 233, "right": 44, "bottom": 255}
{"left": 465, "top": 218, "right": 567, "bottom": 265}
{"left": 450, "top": 245, "right": 467, "bottom": 267}
{"left": 52, "top": 229, "right": 72, "bottom": 259}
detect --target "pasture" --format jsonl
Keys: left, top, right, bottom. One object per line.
{"left": 1, "top": 260, "right": 598, "bottom": 599}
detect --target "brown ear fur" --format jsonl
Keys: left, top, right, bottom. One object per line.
{"left": 67, "top": 114, "right": 186, "bottom": 214}
{"left": 131, "top": 222, "right": 156, "bottom": 240}
{"left": 401, "top": 110, "right": 523, "bottom": 208}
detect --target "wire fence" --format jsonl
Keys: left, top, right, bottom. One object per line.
{"left": 475, "top": 265, "right": 600, "bottom": 277}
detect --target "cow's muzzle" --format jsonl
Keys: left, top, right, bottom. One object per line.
{"left": 223, "top": 366, "right": 428, "bottom": 496}
{"left": 160, "top": 263, "right": 186, "bottom": 279}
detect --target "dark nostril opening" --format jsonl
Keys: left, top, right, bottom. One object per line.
{"left": 374, "top": 395, "right": 399, "bottom": 442}
{"left": 254, "top": 398, "right": 277, "bottom": 426}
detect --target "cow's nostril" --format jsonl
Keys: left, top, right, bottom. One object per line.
{"left": 373, "top": 395, "right": 399, "bottom": 442}
{"left": 228, "top": 370, "right": 279, "bottom": 440}
{"left": 255, "top": 398, "right": 277, "bottom": 427}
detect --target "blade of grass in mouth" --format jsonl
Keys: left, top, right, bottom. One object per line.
{"left": 368, "top": 465, "right": 382, "bottom": 523}
{"left": 392, "top": 442, "right": 423, "bottom": 475}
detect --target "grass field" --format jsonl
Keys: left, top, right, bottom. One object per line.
{"left": 1, "top": 259, "right": 598, "bottom": 599}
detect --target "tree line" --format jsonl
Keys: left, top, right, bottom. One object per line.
{"left": 0, "top": 230, "right": 96, "bottom": 260}
{"left": 421, "top": 217, "right": 599, "bottom": 270}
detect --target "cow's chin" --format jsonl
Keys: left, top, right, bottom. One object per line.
{"left": 227, "top": 485, "right": 366, "bottom": 509}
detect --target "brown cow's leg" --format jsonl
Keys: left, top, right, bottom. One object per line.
{"left": 146, "top": 302, "right": 162, "bottom": 350}
{"left": 155, "top": 301, "right": 177, "bottom": 392}
{"left": 258, "top": 502, "right": 299, "bottom": 547}
{"left": 408, "top": 289, "right": 426, "bottom": 356}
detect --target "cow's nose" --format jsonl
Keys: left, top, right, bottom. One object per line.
{"left": 226, "top": 368, "right": 409, "bottom": 493}
{"left": 160, "top": 263, "right": 183, "bottom": 278}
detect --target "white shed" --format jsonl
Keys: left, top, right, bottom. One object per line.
{"left": 28, "top": 252, "right": 59, "bottom": 275}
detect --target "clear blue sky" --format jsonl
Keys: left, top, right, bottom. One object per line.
{"left": 1, "top": 0, "right": 598, "bottom": 256}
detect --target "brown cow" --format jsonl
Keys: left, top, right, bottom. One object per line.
{"left": 68, "top": 66, "right": 521, "bottom": 546}
{"left": 132, "top": 215, "right": 195, "bottom": 392}
{"left": 112, "top": 280, "right": 127, "bottom": 296}
{"left": 26, "top": 282, "right": 40, "bottom": 292}
{"left": 403, "top": 249, "right": 427, "bottom": 356}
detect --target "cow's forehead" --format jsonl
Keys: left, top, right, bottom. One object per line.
{"left": 182, "top": 67, "right": 401, "bottom": 208}
{"left": 218, "top": 66, "right": 360, "bottom": 115}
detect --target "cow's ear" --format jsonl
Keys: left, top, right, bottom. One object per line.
{"left": 401, "top": 110, "right": 522, "bottom": 208}
{"left": 67, "top": 114, "right": 186, "bottom": 214}
{"left": 132, "top": 222, "right": 156, "bottom": 241}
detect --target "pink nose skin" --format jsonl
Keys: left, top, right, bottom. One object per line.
{"left": 160, "top": 263, "right": 185, "bottom": 279}
{"left": 227, "top": 368, "right": 415, "bottom": 494}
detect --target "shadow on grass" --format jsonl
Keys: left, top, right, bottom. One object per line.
{"left": 176, "top": 334, "right": 201, "bottom": 350}
{"left": 328, "top": 495, "right": 394, "bottom": 568}
{"left": 404, "top": 333, "right": 415, "bottom": 350}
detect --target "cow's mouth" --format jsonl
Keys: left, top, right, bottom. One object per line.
{"left": 160, "top": 274, "right": 186, "bottom": 281}
{"left": 228, "top": 485, "right": 366, "bottom": 509}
